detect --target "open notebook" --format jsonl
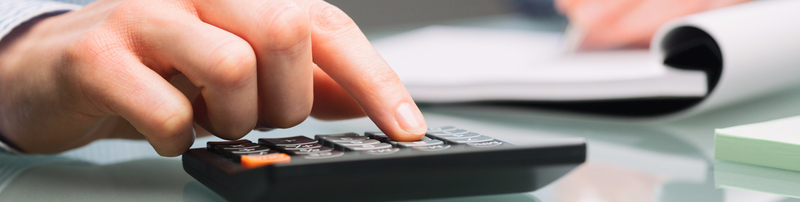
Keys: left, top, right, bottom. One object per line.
{"left": 373, "top": 26, "right": 708, "bottom": 102}
{"left": 372, "top": 0, "right": 800, "bottom": 116}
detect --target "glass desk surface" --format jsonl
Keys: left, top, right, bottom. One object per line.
{"left": 7, "top": 87, "right": 800, "bottom": 202}
{"left": 4, "top": 14, "right": 800, "bottom": 202}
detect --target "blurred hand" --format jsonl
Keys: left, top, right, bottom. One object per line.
{"left": 0, "top": 0, "right": 427, "bottom": 156}
{"left": 556, "top": 0, "right": 750, "bottom": 49}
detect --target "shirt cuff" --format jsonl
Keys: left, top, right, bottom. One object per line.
{"left": 0, "top": 0, "right": 82, "bottom": 41}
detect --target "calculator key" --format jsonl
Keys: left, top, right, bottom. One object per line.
{"left": 259, "top": 136, "right": 317, "bottom": 147}
{"left": 448, "top": 135, "right": 494, "bottom": 144}
{"left": 224, "top": 146, "right": 271, "bottom": 158}
{"left": 315, "top": 133, "right": 360, "bottom": 140}
{"left": 323, "top": 136, "right": 369, "bottom": 143}
{"left": 392, "top": 138, "right": 444, "bottom": 148}
{"left": 216, "top": 143, "right": 260, "bottom": 153}
{"left": 364, "top": 132, "right": 390, "bottom": 141}
{"left": 231, "top": 150, "right": 277, "bottom": 162}
{"left": 345, "top": 143, "right": 392, "bottom": 151}
{"left": 207, "top": 140, "right": 251, "bottom": 151}
{"left": 336, "top": 139, "right": 381, "bottom": 147}
{"left": 413, "top": 144, "right": 451, "bottom": 151}
{"left": 280, "top": 143, "right": 323, "bottom": 150}
{"left": 428, "top": 129, "right": 469, "bottom": 135}
{"left": 363, "top": 148, "right": 400, "bottom": 155}
{"left": 430, "top": 132, "right": 481, "bottom": 139}
{"left": 302, "top": 151, "right": 345, "bottom": 159}
{"left": 287, "top": 146, "right": 334, "bottom": 155}
{"left": 427, "top": 126, "right": 456, "bottom": 131}
{"left": 467, "top": 140, "right": 504, "bottom": 147}
{"left": 241, "top": 153, "right": 291, "bottom": 168}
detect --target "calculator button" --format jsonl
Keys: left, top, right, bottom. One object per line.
{"left": 224, "top": 146, "right": 271, "bottom": 158}
{"left": 324, "top": 136, "right": 369, "bottom": 143}
{"left": 216, "top": 143, "right": 260, "bottom": 153}
{"left": 207, "top": 140, "right": 252, "bottom": 151}
{"left": 430, "top": 132, "right": 481, "bottom": 139}
{"left": 230, "top": 150, "right": 277, "bottom": 162}
{"left": 467, "top": 140, "right": 504, "bottom": 147}
{"left": 448, "top": 135, "right": 494, "bottom": 144}
{"left": 428, "top": 129, "right": 469, "bottom": 135}
{"left": 241, "top": 153, "right": 291, "bottom": 168}
{"left": 336, "top": 139, "right": 381, "bottom": 146}
{"left": 315, "top": 133, "right": 360, "bottom": 140}
{"left": 302, "top": 151, "right": 345, "bottom": 159}
{"left": 392, "top": 138, "right": 443, "bottom": 148}
{"left": 413, "top": 144, "right": 451, "bottom": 151}
{"left": 287, "top": 146, "right": 334, "bottom": 155}
{"left": 345, "top": 143, "right": 392, "bottom": 151}
{"left": 280, "top": 143, "right": 323, "bottom": 150}
{"left": 427, "top": 126, "right": 456, "bottom": 131}
{"left": 259, "top": 136, "right": 317, "bottom": 147}
{"left": 364, "top": 132, "right": 389, "bottom": 141}
{"left": 363, "top": 148, "right": 400, "bottom": 155}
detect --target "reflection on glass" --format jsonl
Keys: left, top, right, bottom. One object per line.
{"left": 715, "top": 159, "right": 800, "bottom": 198}
{"left": 0, "top": 153, "right": 544, "bottom": 202}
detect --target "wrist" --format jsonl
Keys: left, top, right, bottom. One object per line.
{"left": 0, "top": 12, "right": 65, "bottom": 68}
{"left": 0, "top": 12, "right": 68, "bottom": 154}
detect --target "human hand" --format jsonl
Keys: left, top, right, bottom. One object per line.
{"left": 555, "top": 0, "right": 750, "bottom": 49}
{"left": 0, "top": 0, "right": 427, "bottom": 156}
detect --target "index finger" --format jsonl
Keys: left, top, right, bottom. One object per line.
{"left": 295, "top": 0, "right": 426, "bottom": 141}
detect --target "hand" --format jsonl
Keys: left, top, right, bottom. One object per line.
{"left": 0, "top": 0, "right": 427, "bottom": 156}
{"left": 555, "top": 0, "right": 750, "bottom": 49}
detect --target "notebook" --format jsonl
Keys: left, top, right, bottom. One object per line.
{"left": 372, "top": 0, "right": 800, "bottom": 116}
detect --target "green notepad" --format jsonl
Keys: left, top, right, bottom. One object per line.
{"left": 715, "top": 116, "right": 800, "bottom": 171}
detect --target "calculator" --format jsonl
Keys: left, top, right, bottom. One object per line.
{"left": 182, "top": 126, "right": 586, "bottom": 202}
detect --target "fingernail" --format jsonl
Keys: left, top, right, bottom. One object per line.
{"left": 395, "top": 103, "right": 426, "bottom": 135}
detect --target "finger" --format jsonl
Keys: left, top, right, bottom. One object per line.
{"left": 310, "top": 65, "right": 365, "bottom": 120}
{"left": 68, "top": 35, "right": 194, "bottom": 156}
{"left": 580, "top": 0, "right": 706, "bottom": 49}
{"left": 295, "top": 0, "right": 427, "bottom": 141}
{"left": 554, "top": 0, "right": 580, "bottom": 13}
{"left": 191, "top": 0, "right": 314, "bottom": 129}
{"left": 708, "top": 0, "right": 752, "bottom": 9}
{"left": 568, "top": 0, "right": 642, "bottom": 30}
{"left": 168, "top": 74, "right": 216, "bottom": 138}
{"left": 140, "top": 11, "right": 259, "bottom": 139}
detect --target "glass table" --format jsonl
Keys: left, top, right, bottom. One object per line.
{"left": 4, "top": 13, "right": 800, "bottom": 202}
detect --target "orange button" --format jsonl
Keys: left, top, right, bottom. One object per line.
{"left": 241, "top": 153, "right": 291, "bottom": 168}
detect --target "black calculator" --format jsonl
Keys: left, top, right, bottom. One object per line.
{"left": 182, "top": 126, "right": 586, "bottom": 202}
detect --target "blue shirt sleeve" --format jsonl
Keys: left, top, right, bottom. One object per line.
{"left": 0, "top": 0, "right": 83, "bottom": 44}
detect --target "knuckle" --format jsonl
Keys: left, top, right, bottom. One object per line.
{"left": 65, "top": 29, "right": 124, "bottom": 66}
{"left": 206, "top": 40, "right": 257, "bottom": 88}
{"left": 308, "top": 2, "right": 356, "bottom": 33}
{"left": 109, "top": 0, "right": 149, "bottom": 23}
{"left": 263, "top": 3, "right": 310, "bottom": 51}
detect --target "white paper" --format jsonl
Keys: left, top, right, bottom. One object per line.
{"left": 373, "top": 26, "right": 708, "bottom": 102}
{"left": 654, "top": 0, "right": 800, "bottom": 117}
{"left": 373, "top": 0, "right": 800, "bottom": 116}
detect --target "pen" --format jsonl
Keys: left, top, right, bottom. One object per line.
{"left": 561, "top": 23, "right": 585, "bottom": 55}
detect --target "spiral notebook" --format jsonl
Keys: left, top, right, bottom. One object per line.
{"left": 372, "top": 0, "right": 800, "bottom": 116}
